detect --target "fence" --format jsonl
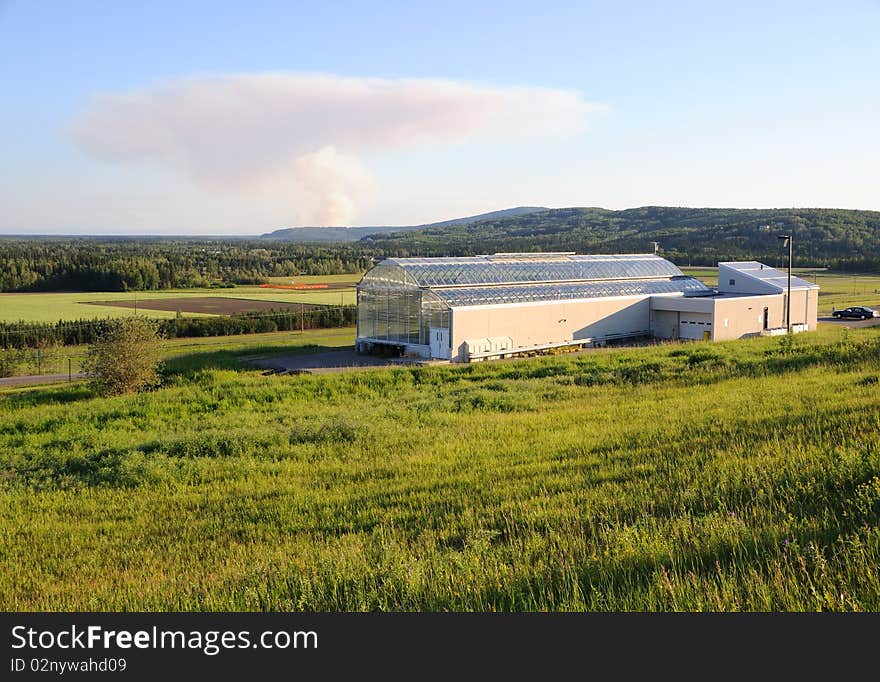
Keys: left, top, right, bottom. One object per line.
{"left": 0, "top": 305, "right": 358, "bottom": 379}
{"left": 0, "top": 347, "right": 87, "bottom": 380}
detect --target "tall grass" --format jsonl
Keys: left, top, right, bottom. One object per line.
{"left": 1, "top": 328, "right": 879, "bottom": 611}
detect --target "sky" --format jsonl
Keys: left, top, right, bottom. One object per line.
{"left": 1, "top": 0, "right": 879, "bottom": 235}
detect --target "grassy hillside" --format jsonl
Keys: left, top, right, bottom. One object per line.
{"left": 2, "top": 327, "right": 880, "bottom": 611}
{"left": 363, "top": 206, "right": 880, "bottom": 269}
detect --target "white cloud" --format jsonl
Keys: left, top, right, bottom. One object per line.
{"left": 69, "top": 73, "right": 602, "bottom": 225}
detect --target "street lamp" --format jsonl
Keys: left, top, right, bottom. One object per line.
{"left": 778, "top": 234, "right": 792, "bottom": 333}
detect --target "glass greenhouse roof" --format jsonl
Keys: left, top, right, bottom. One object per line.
{"left": 432, "top": 277, "right": 712, "bottom": 307}
{"left": 380, "top": 253, "right": 682, "bottom": 288}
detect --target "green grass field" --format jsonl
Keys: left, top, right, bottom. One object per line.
{"left": 0, "top": 327, "right": 356, "bottom": 378}
{"left": 0, "top": 283, "right": 357, "bottom": 323}
{"left": 262, "top": 274, "right": 362, "bottom": 286}
{"left": 1, "top": 325, "right": 879, "bottom": 611}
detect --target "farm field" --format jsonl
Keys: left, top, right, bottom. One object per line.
{"left": 262, "top": 274, "right": 362, "bottom": 289}
{"left": 1, "top": 325, "right": 880, "bottom": 611}
{"left": 263, "top": 274, "right": 362, "bottom": 286}
{"left": 0, "top": 283, "right": 356, "bottom": 323}
{"left": 87, "top": 296, "right": 327, "bottom": 315}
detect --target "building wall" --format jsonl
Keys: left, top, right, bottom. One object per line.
{"left": 447, "top": 289, "right": 819, "bottom": 359}
{"left": 712, "top": 295, "right": 779, "bottom": 340}
{"left": 709, "top": 289, "right": 817, "bottom": 340}
{"left": 449, "top": 296, "right": 653, "bottom": 361}
{"left": 804, "top": 288, "right": 819, "bottom": 330}
{"left": 718, "top": 263, "right": 777, "bottom": 295}
{"left": 652, "top": 289, "right": 819, "bottom": 342}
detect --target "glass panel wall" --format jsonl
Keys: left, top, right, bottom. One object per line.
{"left": 420, "top": 291, "right": 451, "bottom": 344}
{"left": 358, "top": 264, "right": 446, "bottom": 345}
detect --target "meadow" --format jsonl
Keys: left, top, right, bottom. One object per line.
{"left": 0, "top": 327, "right": 355, "bottom": 379}
{"left": 0, "top": 284, "right": 357, "bottom": 323}
{"left": 1, "top": 324, "right": 879, "bottom": 611}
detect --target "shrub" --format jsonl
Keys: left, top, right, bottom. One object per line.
{"left": 82, "top": 317, "right": 163, "bottom": 396}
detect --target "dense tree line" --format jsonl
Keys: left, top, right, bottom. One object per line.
{"left": 0, "top": 307, "right": 356, "bottom": 349}
{"left": 0, "top": 238, "right": 377, "bottom": 292}
{"left": 362, "top": 207, "right": 880, "bottom": 270}
{"left": 3, "top": 207, "right": 879, "bottom": 294}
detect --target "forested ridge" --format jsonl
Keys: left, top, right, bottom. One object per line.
{"left": 363, "top": 206, "right": 880, "bottom": 270}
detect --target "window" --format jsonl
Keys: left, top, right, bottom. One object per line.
{"left": 729, "top": 278, "right": 736, "bottom": 286}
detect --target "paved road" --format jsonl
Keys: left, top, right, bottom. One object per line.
{"left": 0, "top": 373, "right": 86, "bottom": 389}
{"left": 819, "top": 316, "right": 880, "bottom": 328}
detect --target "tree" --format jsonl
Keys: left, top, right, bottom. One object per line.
{"left": 83, "top": 317, "right": 163, "bottom": 396}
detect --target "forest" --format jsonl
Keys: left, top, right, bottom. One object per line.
{"left": 0, "top": 238, "right": 376, "bottom": 292}
{"left": 363, "top": 206, "right": 880, "bottom": 270}
{"left": 3, "top": 207, "right": 880, "bottom": 293}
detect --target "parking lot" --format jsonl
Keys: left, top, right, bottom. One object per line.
{"left": 819, "top": 316, "right": 880, "bottom": 328}
{"left": 245, "top": 348, "right": 434, "bottom": 374}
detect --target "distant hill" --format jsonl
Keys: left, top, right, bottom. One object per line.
{"left": 359, "top": 206, "right": 880, "bottom": 267}
{"left": 260, "top": 206, "right": 548, "bottom": 242}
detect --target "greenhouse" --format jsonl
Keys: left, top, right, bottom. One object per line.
{"left": 356, "top": 252, "right": 818, "bottom": 361}
{"left": 357, "top": 253, "right": 705, "bottom": 361}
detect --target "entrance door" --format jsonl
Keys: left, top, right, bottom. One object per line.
{"left": 429, "top": 327, "right": 450, "bottom": 359}
{"left": 679, "top": 313, "right": 712, "bottom": 340}
{"left": 763, "top": 307, "right": 769, "bottom": 330}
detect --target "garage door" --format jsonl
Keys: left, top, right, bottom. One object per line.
{"left": 679, "top": 313, "right": 713, "bottom": 340}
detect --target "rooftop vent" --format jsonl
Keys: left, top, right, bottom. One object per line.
{"left": 485, "top": 252, "right": 576, "bottom": 261}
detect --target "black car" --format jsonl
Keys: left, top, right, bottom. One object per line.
{"left": 832, "top": 306, "right": 879, "bottom": 320}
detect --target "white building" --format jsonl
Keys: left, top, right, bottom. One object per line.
{"left": 356, "top": 253, "right": 819, "bottom": 362}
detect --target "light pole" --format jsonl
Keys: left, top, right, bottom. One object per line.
{"left": 778, "top": 234, "right": 792, "bottom": 333}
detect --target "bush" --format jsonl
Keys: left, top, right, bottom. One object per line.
{"left": 0, "top": 347, "right": 27, "bottom": 377}
{"left": 82, "top": 318, "right": 163, "bottom": 396}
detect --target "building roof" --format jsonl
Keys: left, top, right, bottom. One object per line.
{"left": 378, "top": 253, "right": 684, "bottom": 288}
{"left": 430, "top": 277, "right": 712, "bottom": 307}
{"left": 358, "top": 253, "right": 713, "bottom": 307}
{"left": 718, "top": 261, "right": 819, "bottom": 291}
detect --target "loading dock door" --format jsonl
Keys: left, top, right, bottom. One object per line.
{"left": 679, "top": 313, "right": 713, "bottom": 340}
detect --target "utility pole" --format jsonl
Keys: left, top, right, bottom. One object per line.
{"left": 778, "top": 234, "right": 792, "bottom": 333}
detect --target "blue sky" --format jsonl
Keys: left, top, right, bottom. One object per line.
{"left": 1, "top": 0, "right": 878, "bottom": 234}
